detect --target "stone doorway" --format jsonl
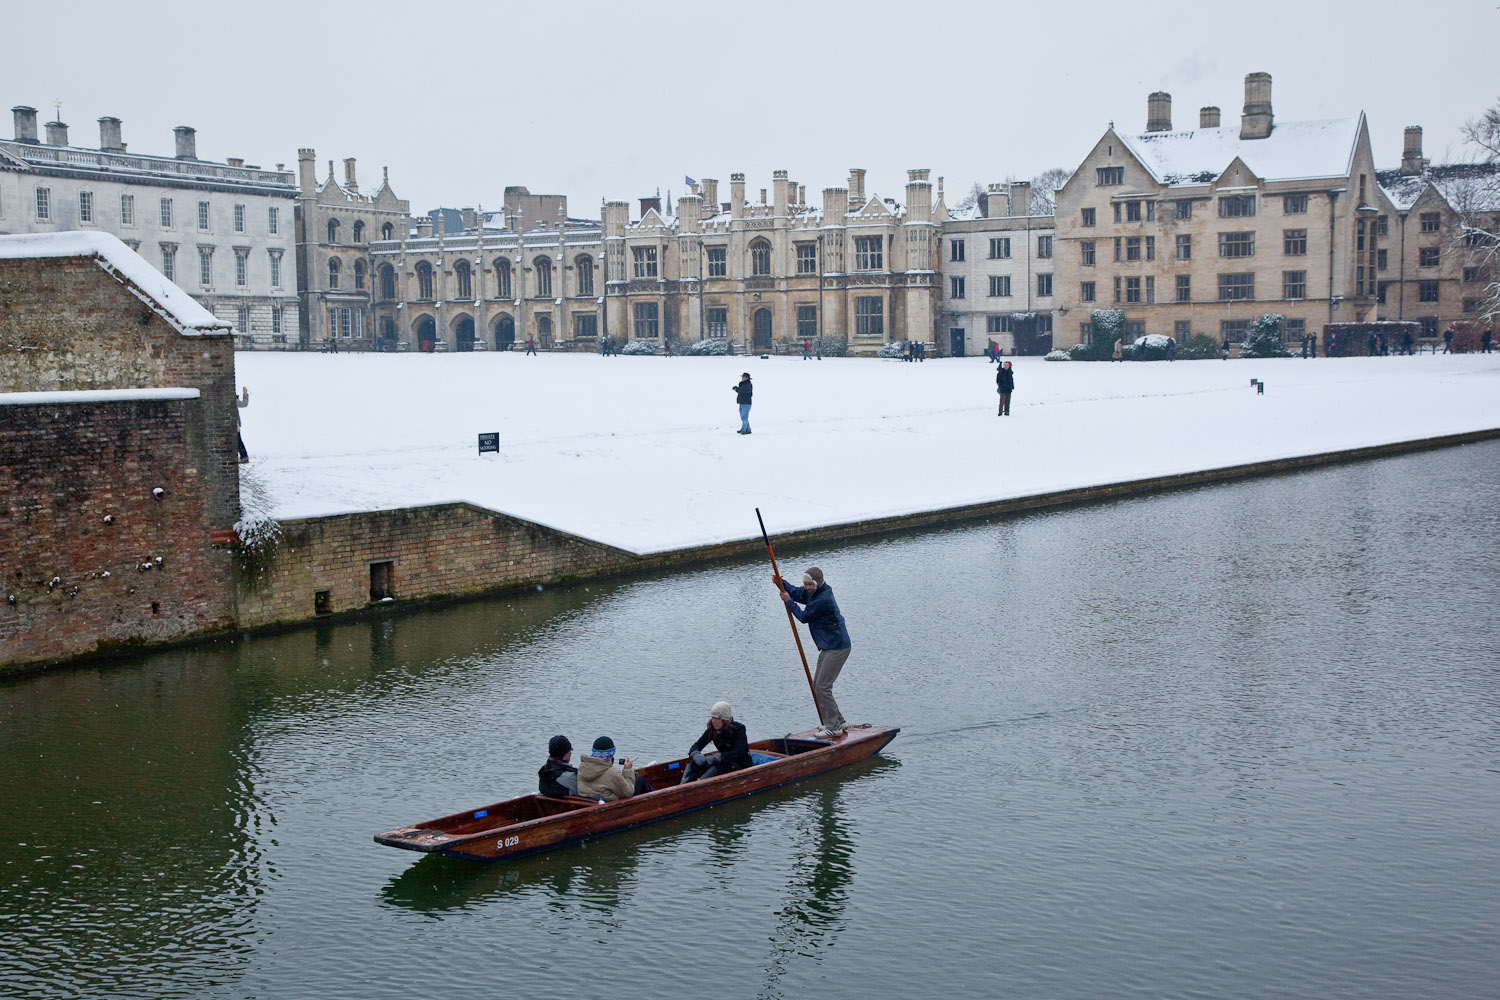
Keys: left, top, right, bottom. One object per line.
{"left": 494, "top": 314, "right": 515, "bottom": 351}
{"left": 753, "top": 308, "right": 772, "bottom": 351}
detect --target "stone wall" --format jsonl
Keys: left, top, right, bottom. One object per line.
{"left": 0, "top": 395, "right": 236, "bottom": 669}
{"left": 234, "top": 503, "right": 642, "bottom": 629}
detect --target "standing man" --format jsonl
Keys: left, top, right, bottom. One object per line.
{"left": 234, "top": 386, "right": 250, "bottom": 463}
{"left": 802, "top": 339, "right": 810, "bottom": 360}
{"left": 525, "top": 335, "right": 537, "bottom": 356}
{"left": 733, "top": 372, "right": 753, "bottom": 435}
{"left": 775, "top": 567, "right": 852, "bottom": 738}
{"left": 996, "top": 360, "right": 1014, "bottom": 416}
{"left": 1443, "top": 327, "right": 1454, "bottom": 354}
{"left": 1483, "top": 329, "right": 1493, "bottom": 353}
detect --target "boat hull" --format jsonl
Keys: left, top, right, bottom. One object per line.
{"left": 375, "top": 724, "right": 899, "bottom": 863}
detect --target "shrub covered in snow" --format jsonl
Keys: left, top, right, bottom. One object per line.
{"left": 1044, "top": 348, "right": 1072, "bottom": 361}
{"left": 621, "top": 340, "right": 655, "bottom": 356}
{"left": 817, "top": 339, "right": 849, "bottom": 357}
{"left": 1069, "top": 310, "right": 1125, "bottom": 360}
{"left": 684, "top": 338, "right": 731, "bottom": 356}
{"left": 1176, "top": 334, "right": 1221, "bottom": 360}
{"left": 1133, "top": 333, "right": 1173, "bottom": 361}
{"left": 1240, "top": 314, "right": 1293, "bottom": 358}
{"left": 1068, "top": 343, "right": 1091, "bottom": 360}
{"left": 877, "top": 341, "right": 910, "bottom": 359}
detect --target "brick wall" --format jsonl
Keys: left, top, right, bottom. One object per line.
{"left": 0, "top": 397, "right": 236, "bottom": 670}
{"left": 0, "top": 255, "right": 240, "bottom": 528}
{"left": 234, "top": 503, "right": 642, "bottom": 628}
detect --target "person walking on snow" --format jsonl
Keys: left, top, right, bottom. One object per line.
{"left": 775, "top": 567, "right": 852, "bottom": 738}
{"left": 525, "top": 336, "right": 537, "bottom": 355}
{"left": 1444, "top": 327, "right": 1454, "bottom": 354}
{"left": 733, "top": 372, "right": 753, "bottom": 434}
{"left": 234, "top": 386, "right": 250, "bottom": 463}
{"left": 996, "top": 361, "right": 1014, "bottom": 416}
{"left": 802, "top": 339, "right": 810, "bottom": 359}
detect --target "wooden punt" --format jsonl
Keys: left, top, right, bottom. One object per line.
{"left": 374, "top": 724, "right": 899, "bottom": 862}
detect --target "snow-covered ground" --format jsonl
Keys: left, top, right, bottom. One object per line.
{"left": 234, "top": 351, "right": 1500, "bottom": 554}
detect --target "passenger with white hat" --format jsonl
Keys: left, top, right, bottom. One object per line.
{"left": 681, "top": 700, "right": 752, "bottom": 783}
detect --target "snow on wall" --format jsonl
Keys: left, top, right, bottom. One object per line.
{"left": 0, "top": 388, "right": 201, "bottom": 406}
{"left": 0, "top": 231, "right": 230, "bottom": 335}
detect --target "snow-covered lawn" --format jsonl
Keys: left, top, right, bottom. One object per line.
{"left": 234, "top": 351, "right": 1500, "bottom": 553}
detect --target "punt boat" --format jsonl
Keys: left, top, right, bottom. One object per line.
{"left": 374, "top": 723, "right": 900, "bottom": 863}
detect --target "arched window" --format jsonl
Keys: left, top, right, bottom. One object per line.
{"left": 750, "top": 238, "right": 771, "bottom": 276}
{"left": 494, "top": 258, "right": 512, "bottom": 299}
{"left": 352, "top": 220, "right": 365, "bottom": 243}
{"left": 455, "top": 259, "right": 472, "bottom": 300}
{"left": 353, "top": 259, "right": 366, "bottom": 290}
{"left": 328, "top": 257, "right": 341, "bottom": 289}
{"left": 381, "top": 222, "right": 394, "bottom": 240}
{"left": 416, "top": 261, "right": 433, "bottom": 300}
{"left": 378, "top": 263, "right": 395, "bottom": 301}
{"left": 575, "top": 255, "right": 594, "bottom": 296}
{"left": 534, "top": 256, "right": 552, "bottom": 298}
{"left": 327, "top": 218, "right": 340, "bottom": 244}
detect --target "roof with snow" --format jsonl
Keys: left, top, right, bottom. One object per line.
{"left": 0, "top": 231, "right": 231, "bottom": 335}
{"left": 1377, "top": 162, "right": 1500, "bottom": 213}
{"left": 1119, "top": 117, "right": 1363, "bottom": 186}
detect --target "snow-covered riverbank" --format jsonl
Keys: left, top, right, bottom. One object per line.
{"left": 234, "top": 351, "right": 1500, "bottom": 553}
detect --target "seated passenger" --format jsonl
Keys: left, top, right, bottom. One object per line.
{"left": 577, "top": 736, "right": 651, "bottom": 801}
{"left": 680, "top": 701, "right": 752, "bottom": 784}
{"left": 537, "top": 734, "right": 578, "bottom": 797}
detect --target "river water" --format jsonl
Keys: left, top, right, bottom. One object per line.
{"left": 3, "top": 442, "right": 1499, "bottom": 1000}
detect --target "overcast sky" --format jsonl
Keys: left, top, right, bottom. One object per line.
{"left": 5, "top": 0, "right": 1496, "bottom": 219}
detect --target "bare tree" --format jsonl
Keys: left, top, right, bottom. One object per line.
{"left": 1029, "top": 167, "right": 1070, "bottom": 216}
{"left": 1455, "top": 99, "right": 1500, "bottom": 325}
{"left": 953, "top": 181, "right": 986, "bottom": 213}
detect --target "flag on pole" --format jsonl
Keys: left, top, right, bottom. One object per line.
{"left": 685, "top": 175, "right": 697, "bottom": 186}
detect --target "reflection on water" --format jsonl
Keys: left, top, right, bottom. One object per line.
{"left": 3, "top": 441, "right": 1500, "bottom": 999}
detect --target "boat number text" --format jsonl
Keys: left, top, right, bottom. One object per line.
{"left": 498, "top": 836, "right": 520, "bottom": 849}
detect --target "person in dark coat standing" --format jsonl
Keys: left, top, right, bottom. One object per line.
{"left": 996, "top": 361, "right": 1015, "bottom": 416}
{"left": 775, "top": 567, "right": 852, "bottom": 738}
{"left": 1484, "top": 329, "right": 1493, "bottom": 353}
{"left": 234, "top": 386, "right": 250, "bottom": 463}
{"left": 1444, "top": 327, "right": 1454, "bottom": 354}
{"left": 733, "top": 372, "right": 753, "bottom": 434}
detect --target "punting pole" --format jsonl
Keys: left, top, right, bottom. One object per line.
{"left": 756, "top": 508, "right": 823, "bottom": 725}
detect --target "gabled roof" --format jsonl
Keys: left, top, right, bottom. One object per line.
{"left": 0, "top": 231, "right": 230, "bottom": 335}
{"left": 1118, "top": 116, "right": 1364, "bottom": 186}
{"left": 1378, "top": 162, "right": 1500, "bottom": 213}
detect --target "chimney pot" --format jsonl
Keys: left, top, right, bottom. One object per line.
{"left": 11, "top": 105, "right": 39, "bottom": 144}
{"left": 1200, "top": 106, "right": 1221, "bottom": 128}
{"left": 343, "top": 157, "right": 358, "bottom": 192}
{"left": 173, "top": 125, "right": 197, "bottom": 160}
{"left": 1146, "top": 91, "right": 1172, "bottom": 132}
{"left": 98, "top": 116, "right": 123, "bottom": 151}
{"left": 1401, "top": 125, "right": 1426, "bottom": 176}
{"left": 45, "top": 120, "right": 69, "bottom": 146}
{"left": 1240, "top": 72, "right": 1273, "bottom": 140}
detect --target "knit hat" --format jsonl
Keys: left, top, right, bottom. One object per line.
{"left": 591, "top": 736, "right": 616, "bottom": 757}
{"left": 548, "top": 735, "right": 571, "bottom": 758}
{"left": 710, "top": 701, "right": 733, "bottom": 721}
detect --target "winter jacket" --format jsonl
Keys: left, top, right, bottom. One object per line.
{"left": 690, "top": 720, "right": 753, "bottom": 771}
{"left": 733, "top": 378, "right": 753, "bottom": 405}
{"left": 577, "top": 754, "right": 637, "bottom": 801}
{"left": 781, "top": 582, "right": 852, "bottom": 651}
{"left": 538, "top": 758, "right": 578, "bottom": 798}
{"left": 997, "top": 367, "right": 1015, "bottom": 393}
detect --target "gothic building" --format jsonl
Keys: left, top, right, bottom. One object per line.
{"left": 294, "top": 149, "right": 410, "bottom": 350}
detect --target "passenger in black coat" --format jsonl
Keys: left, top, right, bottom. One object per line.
{"left": 996, "top": 362, "right": 1015, "bottom": 416}
{"left": 681, "top": 701, "right": 752, "bottom": 783}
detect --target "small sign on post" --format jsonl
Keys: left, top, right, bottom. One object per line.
{"left": 477, "top": 432, "right": 499, "bottom": 455}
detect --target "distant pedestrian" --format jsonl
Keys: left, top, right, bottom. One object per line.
{"left": 733, "top": 372, "right": 753, "bottom": 434}
{"left": 802, "top": 339, "right": 810, "bottom": 360}
{"left": 1113, "top": 338, "right": 1123, "bottom": 362}
{"left": 1379, "top": 331, "right": 1389, "bottom": 356}
{"left": 1443, "top": 327, "right": 1454, "bottom": 354}
{"left": 1367, "top": 331, "right": 1378, "bottom": 357}
{"left": 526, "top": 336, "right": 537, "bottom": 356}
{"left": 996, "top": 361, "right": 1014, "bottom": 416}
{"left": 816, "top": 340, "right": 822, "bottom": 360}
{"left": 903, "top": 342, "right": 913, "bottom": 362}
{"left": 1401, "top": 329, "right": 1414, "bottom": 355}
{"left": 664, "top": 338, "right": 672, "bottom": 358}
{"left": 327, "top": 336, "right": 338, "bottom": 354}
{"left": 1301, "top": 334, "right": 1310, "bottom": 359}
{"left": 1166, "top": 337, "right": 1176, "bottom": 361}
{"left": 1220, "top": 339, "right": 1230, "bottom": 361}
{"left": 1484, "top": 329, "right": 1493, "bottom": 353}
{"left": 234, "top": 386, "right": 250, "bottom": 463}
{"left": 599, "top": 336, "right": 607, "bottom": 356}
{"left": 1328, "top": 332, "right": 1337, "bottom": 357}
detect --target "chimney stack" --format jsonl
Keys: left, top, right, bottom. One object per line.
{"left": 44, "top": 119, "right": 69, "bottom": 146}
{"left": 700, "top": 178, "right": 719, "bottom": 210}
{"left": 773, "top": 169, "right": 789, "bottom": 216}
{"left": 98, "top": 116, "right": 123, "bottom": 151}
{"left": 848, "top": 168, "right": 866, "bottom": 208}
{"left": 415, "top": 217, "right": 433, "bottom": 239}
{"left": 173, "top": 125, "right": 197, "bottom": 160}
{"left": 343, "top": 157, "right": 358, "bottom": 192}
{"left": 1009, "top": 181, "right": 1032, "bottom": 218}
{"left": 1239, "top": 72, "right": 1273, "bottom": 140}
{"left": 461, "top": 207, "right": 476, "bottom": 231}
{"left": 1401, "top": 126, "right": 1426, "bottom": 176}
{"left": 1200, "top": 106, "right": 1221, "bottom": 128}
{"left": 11, "top": 105, "right": 38, "bottom": 143}
{"left": 730, "top": 174, "right": 746, "bottom": 219}
{"left": 297, "top": 148, "right": 317, "bottom": 195}
{"left": 1146, "top": 91, "right": 1172, "bottom": 132}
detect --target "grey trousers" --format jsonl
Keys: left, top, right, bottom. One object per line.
{"left": 814, "top": 646, "right": 851, "bottom": 728}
